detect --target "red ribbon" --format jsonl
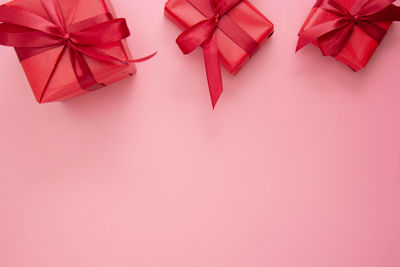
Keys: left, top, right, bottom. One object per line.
{"left": 0, "top": 0, "right": 155, "bottom": 101}
{"left": 296, "top": 0, "right": 400, "bottom": 57}
{"left": 176, "top": 0, "right": 260, "bottom": 108}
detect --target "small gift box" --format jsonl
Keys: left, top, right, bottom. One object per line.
{"left": 0, "top": 0, "right": 152, "bottom": 103}
{"left": 165, "top": 0, "right": 274, "bottom": 107}
{"left": 296, "top": 0, "right": 400, "bottom": 71}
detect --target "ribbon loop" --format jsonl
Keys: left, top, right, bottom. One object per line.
{"left": 70, "top": 18, "right": 131, "bottom": 45}
{"left": 0, "top": 5, "right": 61, "bottom": 36}
{"left": 177, "top": 18, "right": 217, "bottom": 54}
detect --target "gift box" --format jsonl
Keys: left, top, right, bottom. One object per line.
{"left": 165, "top": 0, "right": 274, "bottom": 107}
{"left": 0, "top": 0, "right": 138, "bottom": 103}
{"left": 296, "top": 0, "right": 400, "bottom": 71}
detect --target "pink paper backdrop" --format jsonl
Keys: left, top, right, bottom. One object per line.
{"left": 1, "top": 0, "right": 400, "bottom": 266}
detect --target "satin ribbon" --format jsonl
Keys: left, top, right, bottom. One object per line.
{"left": 176, "top": 0, "right": 260, "bottom": 108}
{"left": 296, "top": 0, "right": 400, "bottom": 57}
{"left": 0, "top": 0, "right": 155, "bottom": 102}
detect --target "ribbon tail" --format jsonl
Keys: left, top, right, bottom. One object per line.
{"left": 72, "top": 43, "right": 156, "bottom": 65}
{"left": 297, "top": 17, "right": 352, "bottom": 56}
{"left": 68, "top": 45, "right": 104, "bottom": 91}
{"left": 129, "top": 52, "right": 158, "bottom": 63}
{"left": 297, "top": 18, "right": 347, "bottom": 52}
{"left": 296, "top": 36, "right": 310, "bottom": 52}
{"left": 71, "top": 44, "right": 127, "bottom": 63}
{"left": 203, "top": 31, "right": 222, "bottom": 109}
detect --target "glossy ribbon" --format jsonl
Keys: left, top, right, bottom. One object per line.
{"left": 296, "top": 0, "right": 400, "bottom": 57}
{"left": 0, "top": 0, "right": 155, "bottom": 101}
{"left": 176, "top": 0, "right": 260, "bottom": 108}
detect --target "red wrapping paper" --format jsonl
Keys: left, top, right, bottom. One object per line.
{"left": 165, "top": 0, "right": 274, "bottom": 75}
{"left": 298, "top": 0, "right": 392, "bottom": 71}
{"left": 4, "top": 0, "right": 136, "bottom": 103}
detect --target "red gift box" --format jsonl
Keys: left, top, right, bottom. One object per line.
{"left": 165, "top": 0, "right": 274, "bottom": 107}
{"left": 296, "top": 0, "right": 400, "bottom": 71}
{"left": 0, "top": 0, "right": 139, "bottom": 103}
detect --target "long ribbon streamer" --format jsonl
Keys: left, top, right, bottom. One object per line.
{"left": 176, "top": 0, "right": 260, "bottom": 108}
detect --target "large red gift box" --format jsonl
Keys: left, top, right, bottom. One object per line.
{"left": 165, "top": 0, "right": 274, "bottom": 75}
{"left": 297, "top": 0, "right": 393, "bottom": 71}
{"left": 0, "top": 0, "right": 136, "bottom": 103}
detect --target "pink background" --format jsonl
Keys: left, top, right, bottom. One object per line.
{"left": 1, "top": 0, "right": 400, "bottom": 266}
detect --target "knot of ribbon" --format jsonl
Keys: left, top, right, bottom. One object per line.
{"left": 296, "top": 0, "right": 400, "bottom": 57}
{"left": 176, "top": 0, "right": 260, "bottom": 108}
{"left": 0, "top": 0, "right": 156, "bottom": 101}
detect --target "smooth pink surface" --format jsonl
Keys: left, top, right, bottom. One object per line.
{"left": 1, "top": 0, "right": 400, "bottom": 266}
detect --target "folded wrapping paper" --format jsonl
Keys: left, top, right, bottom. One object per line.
{"left": 165, "top": 0, "right": 274, "bottom": 107}
{"left": 297, "top": 0, "right": 400, "bottom": 71}
{"left": 0, "top": 0, "right": 153, "bottom": 103}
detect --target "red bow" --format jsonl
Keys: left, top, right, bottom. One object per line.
{"left": 176, "top": 0, "right": 260, "bottom": 108}
{"left": 296, "top": 0, "right": 400, "bottom": 57}
{"left": 0, "top": 0, "right": 155, "bottom": 101}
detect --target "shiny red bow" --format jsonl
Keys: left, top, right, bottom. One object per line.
{"left": 296, "top": 0, "right": 400, "bottom": 57}
{"left": 176, "top": 0, "right": 259, "bottom": 108}
{"left": 0, "top": 0, "right": 155, "bottom": 101}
